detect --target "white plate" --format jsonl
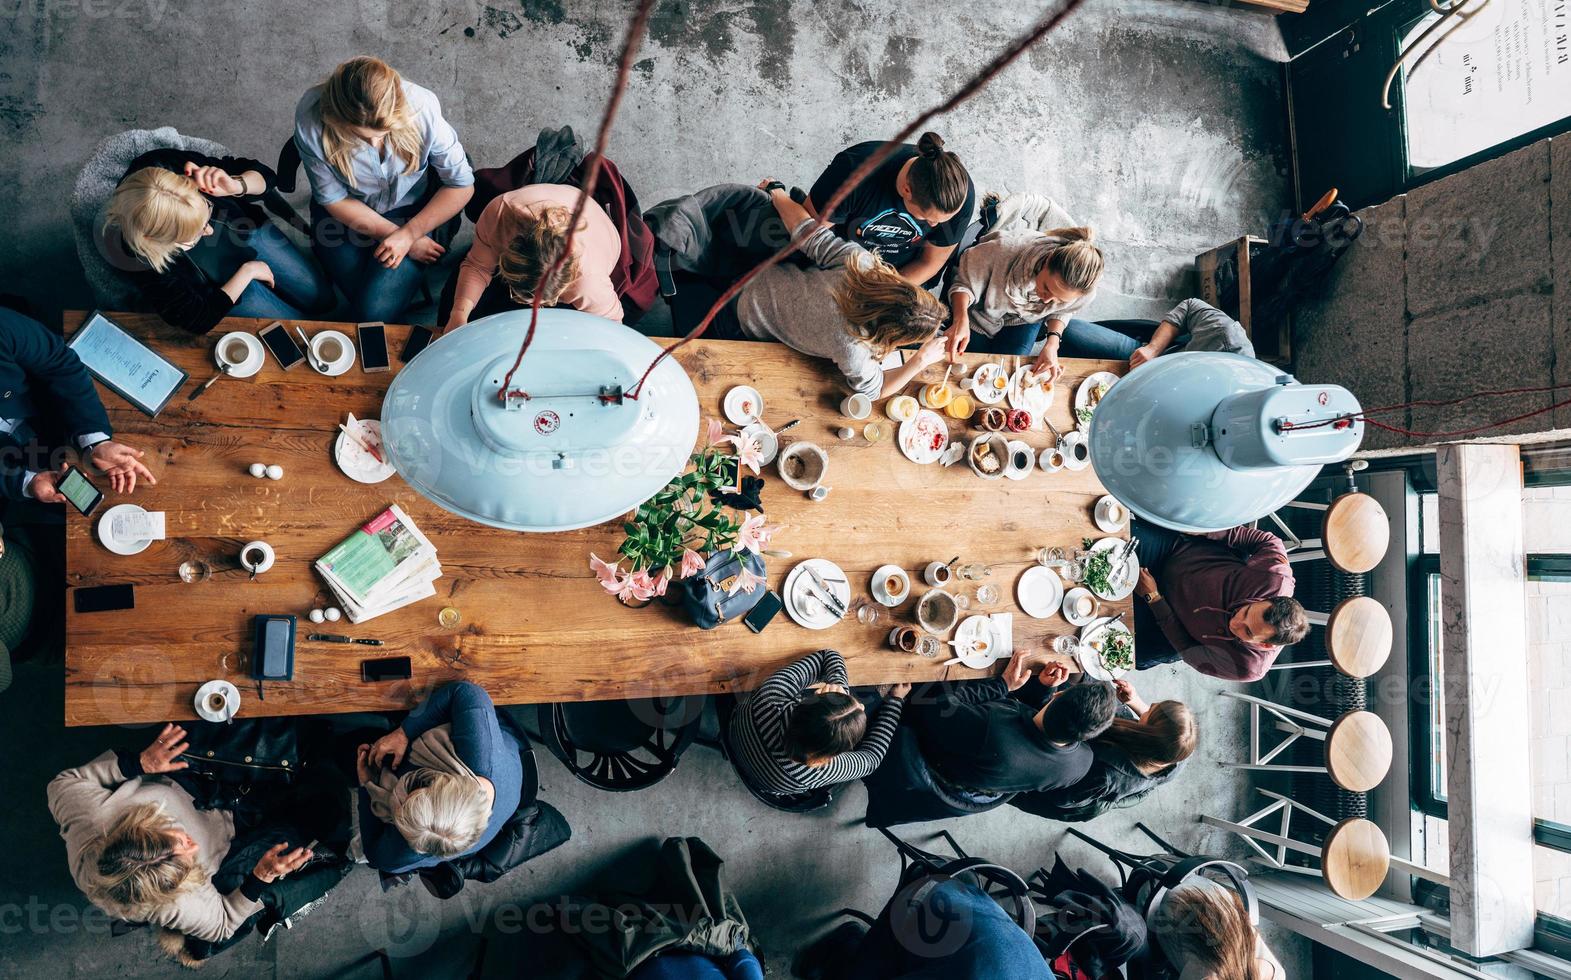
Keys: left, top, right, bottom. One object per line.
{"left": 898, "top": 410, "right": 950, "bottom": 465}
{"left": 966, "top": 362, "right": 1010, "bottom": 405}
{"left": 1060, "top": 429, "right": 1091, "bottom": 471}
{"left": 724, "top": 385, "right": 764, "bottom": 426}
{"left": 1074, "top": 371, "right": 1119, "bottom": 429}
{"left": 1061, "top": 586, "right": 1098, "bottom": 627}
{"left": 951, "top": 615, "right": 1003, "bottom": 668}
{"left": 95, "top": 504, "right": 153, "bottom": 556}
{"left": 783, "top": 558, "right": 850, "bottom": 630}
{"left": 1094, "top": 495, "right": 1129, "bottom": 533}
{"left": 309, "top": 329, "right": 357, "bottom": 376}
{"left": 739, "top": 422, "right": 778, "bottom": 465}
{"left": 1007, "top": 365, "right": 1056, "bottom": 418}
{"left": 335, "top": 420, "right": 396, "bottom": 484}
{"left": 1085, "top": 536, "right": 1139, "bottom": 601}
{"left": 214, "top": 331, "right": 266, "bottom": 379}
{"left": 870, "top": 563, "right": 911, "bottom": 607}
{"left": 1003, "top": 439, "right": 1034, "bottom": 481}
{"left": 1015, "top": 566, "right": 1064, "bottom": 619}
{"left": 1078, "top": 616, "right": 1134, "bottom": 680}
{"left": 194, "top": 679, "right": 241, "bottom": 722}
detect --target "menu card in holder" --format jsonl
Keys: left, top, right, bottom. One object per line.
{"left": 67, "top": 311, "right": 188, "bottom": 416}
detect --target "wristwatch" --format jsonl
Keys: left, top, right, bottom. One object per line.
{"left": 763, "top": 180, "right": 786, "bottom": 194}
{"left": 1143, "top": 590, "right": 1161, "bottom": 603}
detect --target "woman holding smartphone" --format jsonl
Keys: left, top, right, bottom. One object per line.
{"left": 293, "top": 56, "right": 474, "bottom": 321}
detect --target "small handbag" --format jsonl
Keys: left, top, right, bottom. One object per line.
{"left": 680, "top": 549, "right": 766, "bottom": 630}
{"left": 172, "top": 717, "right": 300, "bottom": 814}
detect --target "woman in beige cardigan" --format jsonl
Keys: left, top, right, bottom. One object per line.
{"left": 47, "top": 725, "right": 314, "bottom": 949}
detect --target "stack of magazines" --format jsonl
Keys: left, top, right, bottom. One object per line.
{"left": 316, "top": 505, "right": 442, "bottom": 623}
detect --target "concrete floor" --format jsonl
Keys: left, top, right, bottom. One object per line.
{"left": 0, "top": 1, "right": 1309, "bottom": 976}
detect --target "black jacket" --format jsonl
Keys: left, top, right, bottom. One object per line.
{"left": 643, "top": 182, "right": 787, "bottom": 281}
{"left": 109, "top": 148, "right": 278, "bottom": 334}
{"left": 910, "top": 677, "right": 1092, "bottom": 796}
{"left": 1009, "top": 710, "right": 1185, "bottom": 823}
{"left": 0, "top": 308, "right": 113, "bottom": 501}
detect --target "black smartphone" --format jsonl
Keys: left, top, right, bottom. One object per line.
{"left": 743, "top": 590, "right": 784, "bottom": 634}
{"left": 57, "top": 464, "right": 103, "bottom": 516}
{"left": 258, "top": 321, "right": 306, "bottom": 371}
{"left": 74, "top": 583, "right": 134, "bottom": 613}
{"left": 399, "top": 325, "right": 434, "bottom": 363}
{"left": 357, "top": 322, "right": 390, "bottom": 373}
{"left": 362, "top": 655, "right": 412, "bottom": 682}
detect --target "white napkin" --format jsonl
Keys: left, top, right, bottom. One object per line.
{"left": 989, "top": 612, "right": 1014, "bottom": 656}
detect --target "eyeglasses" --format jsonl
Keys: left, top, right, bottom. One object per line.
{"left": 176, "top": 201, "right": 217, "bottom": 251}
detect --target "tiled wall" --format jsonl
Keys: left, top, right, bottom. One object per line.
{"left": 1293, "top": 137, "right": 1570, "bottom": 452}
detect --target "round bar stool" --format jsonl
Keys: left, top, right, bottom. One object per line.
{"left": 1322, "top": 819, "right": 1392, "bottom": 901}
{"left": 1271, "top": 491, "right": 1390, "bottom": 573}
{"left": 1282, "top": 595, "right": 1393, "bottom": 677}
{"left": 1220, "top": 693, "right": 1393, "bottom": 792}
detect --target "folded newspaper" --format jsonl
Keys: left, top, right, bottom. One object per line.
{"left": 315, "top": 505, "right": 441, "bottom": 623}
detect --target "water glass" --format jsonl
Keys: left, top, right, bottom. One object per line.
{"left": 952, "top": 592, "right": 971, "bottom": 612}
{"left": 1052, "top": 634, "right": 1080, "bottom": 656}
{"left": 853, "top": 598, "right": 884, "bottom": 626}
{"left": 1035, "top": 546, "right": 1066, "bottom": 568}
{"left": 957, "top": 562, "right": 993, "bottom": 581}
{"left": 974, "top": 583, "right": 1000, "bottom": 605}
{"left": 914, "top": 635, "right": 940, "bottom": 658}
{"left": 178, "top": 559, "right": 212, "bottom": 584}
{"left": 863, "top": 420, "right": 888, "bottom": 443}
{"left": 1060, "top": 560, "right": 1086, "bottom": 584}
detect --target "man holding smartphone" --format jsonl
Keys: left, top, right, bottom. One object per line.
{"left": 0, "top": 306, "right": 156, "bottom": 505}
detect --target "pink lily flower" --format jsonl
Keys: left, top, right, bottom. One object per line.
{"left": 733, "top": 433, "right": 765, "bottom": 475}
{"left": 651, "top": 567, "right": 673, "bottom": 597}
{"left": 589, "top": 552, "right": 624, "bottom": 593}
{"left": 728, "top": 565, "right": 765, "bottom": 596}
{"left": 678, "top": 548, "right": 706, "bottom": 578}
{"left": 734, "top": 513, "right": 781, "bottom": 554}
{"left": 619, "top": 569, "right": 658, "bottom": 603}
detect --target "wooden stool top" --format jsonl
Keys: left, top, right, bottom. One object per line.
{"left": 1322, "top": 818, "right": 1391, "bottom": 900}
{"left": 1325, "top": 710, "right": 1393, "bottom": 792}
{"left": 1326, "top": 596, "right": 1393, "bottom": 678}
{"left": 1323, "top": 493, "right": 1389, "bottom": 574}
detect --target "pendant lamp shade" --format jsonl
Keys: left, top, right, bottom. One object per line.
{"left": 381, "top": 309, "right": 699, "bottom": 532}
{"left": 1088, "top": 353, "right": 1363, "bottom": 533}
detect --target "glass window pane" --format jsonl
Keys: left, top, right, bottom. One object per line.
{"left": 1538, "top": 843, "right": 1571, "bottom": 919}
{"left": 1400, "top": 0, "right": 1571, "bottom": 172}
{"left": 1427, "top": 571, "right": 1448, "bottom": 803}
{"left": 1421, "top": 491, "right": 1440, "bottom": 554}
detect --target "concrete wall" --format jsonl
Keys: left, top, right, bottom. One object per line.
{"left": 1294, "top": 136, "right": 1569, "bottom": 452}
{"left": 0, "top": 0, "right": 1290, "bottom": 325}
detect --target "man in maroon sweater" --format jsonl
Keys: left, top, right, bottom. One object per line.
{"left": 1130, "top": 521, "right": 1309, "bottom": 682}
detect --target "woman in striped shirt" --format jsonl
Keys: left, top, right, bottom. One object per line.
{"left": 730, "top": 649, "right": 909, "bottom": 798}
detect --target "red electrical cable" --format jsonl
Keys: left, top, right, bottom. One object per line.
{"left": 621, "top": 0, "right": 1090, "bottom": 402}
{"left": 1278, "top": 380, "right": 1571, "bottom": 439}
{"left": 496, "top": 0, "right": 658, "bottom": 404}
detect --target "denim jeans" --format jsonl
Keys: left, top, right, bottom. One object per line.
{"left": 226, "top": 222, "right": 335, "bottom": 321}
{"left": 841, "top": 877, "right": 1049, "bottom": 979}
{"left": 1058, "top": 318, "right": 1144, "bottom": 360}
{"left": 961, "top": 320, "right": 1038, "bottom": 356}
{"left": 310, "top": 203, "right": 451, "bottom": 323}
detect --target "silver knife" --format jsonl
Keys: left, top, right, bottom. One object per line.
{"left": 804, "top": 565, "right": 847, "bottom": 618}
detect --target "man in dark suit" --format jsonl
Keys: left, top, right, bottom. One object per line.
{"left": 0, "top": 307, "right": 154, "bottom": 504}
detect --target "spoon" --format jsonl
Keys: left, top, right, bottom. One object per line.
{"left": 187, "top": 362, "right": 231, "bottom": 401}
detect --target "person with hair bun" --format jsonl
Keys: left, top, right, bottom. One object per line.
{"left": 355, "top": 681, "right": 522, "bottom": 873}
{"left": 1149, "top": 878, "right": 1287, "bottom": 979}
{"left": 293, "top": 56, "right": 474, "bottom": 321}
{"left": 730, "top": 649, "right": 909, "bottom": 799}
{"left": 443, "top": 183, "right": 623, "bottom": 330}
{"left": 944, "top": 195, "right": 1105, "bottom": 370}
{"left": 807, "top": 131, "right": 976, "bottom": 286}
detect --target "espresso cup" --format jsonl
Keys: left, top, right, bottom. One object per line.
{"left": 923, "top": 561, "right": 953, "bottom": 587}
{"left": 1071, "top": 440, "right": 1090, "bottom": 462}
{"left": 240, "top": 539, "right": 275, "bottom": 576}
{"left": 220, "top": 338, "right": 251, "bottom": 365}
{"left": 206, "top": 691, "right": 229, "bottom": 714}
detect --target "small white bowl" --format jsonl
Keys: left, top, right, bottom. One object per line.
{"left": 724, "top": 385, "right": 764, "bottom": 425}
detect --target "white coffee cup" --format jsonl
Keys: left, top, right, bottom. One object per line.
{"left": 219, "top": 337, "right": 252, "bottom": 366}
{"left": 840, "top": 393, "right": 872, "bottom": 420}
{"left": 923, "top": 561, "right": 953, "bottom": 587}
{"left": 240, "top": 540, "right": 275, "bottom": 576}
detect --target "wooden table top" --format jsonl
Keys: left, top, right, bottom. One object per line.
{"left": 62, "top": 311, "right": 1129, "bottom": 727}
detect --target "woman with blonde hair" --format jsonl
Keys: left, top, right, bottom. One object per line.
{"left": 945, "top": 195, "right": 1106, "bottom": 372}
{"left": 1149, "top": 878, "right": 1287, "bottom": 979}
{"left": 696, "top": 180, "right": 947, "bottom": 398}
{"left": 356, "top": 681, "right": 523, "bottom": 873}
{"left": 48, "top": 724, "right": 327, "bottom": 958}
{"left": 103, "top": 147, "right": 333, "bottom": 333}
{"left": 1011, "top": 679, "right": 1196, "bottom": 824}
{"left": 442, "top": 183, "right": 624, "bottom": 330}
{"left": 293, "top": 56, "right": 474, "bottom": 321}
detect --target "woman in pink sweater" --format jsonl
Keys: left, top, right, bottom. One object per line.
{"left": 444, "top": 184, "right": 624, "bottom": 329}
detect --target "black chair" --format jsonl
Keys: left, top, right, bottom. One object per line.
{"left": 873, "top": 826, "right": 1035, "bottom": 932}
{"left": 713, "top": 694, "right": 835, "bottom": 814}
{"left": 1064, "top": 823, "right": 1258, "bottom": 922}
{"left": 860, "top": 724, "right": 1013, "bottom": 828}
{"left": 536, "top": 697, "right": 704, "bottom": 792}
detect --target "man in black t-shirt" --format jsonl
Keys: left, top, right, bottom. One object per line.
{"left": 807, "top": 139, "right": 976, "bottom": 287}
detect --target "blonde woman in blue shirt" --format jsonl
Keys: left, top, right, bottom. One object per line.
{"left": 293, "top": 56, "right": 474, "bottom": 321}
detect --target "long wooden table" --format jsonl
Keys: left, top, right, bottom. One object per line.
{"left": 63, "top": 311, "right": 1129, "bottom": 726}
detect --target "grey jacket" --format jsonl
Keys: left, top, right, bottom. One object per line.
{"left": 1162, "top": 298, "right": 1255, "bottom": 357}
{"left": 643, "top": 182, "right": 787, "bottom": 281}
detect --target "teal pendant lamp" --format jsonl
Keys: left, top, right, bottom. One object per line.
{"left": 381, "top": 308, "right": 699, "bottom": 532}
{"left": 1089, "top": 352, "right": 1363, "bottom": 533}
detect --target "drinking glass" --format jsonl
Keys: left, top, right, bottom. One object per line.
{"left": 957, "top": 562, "right": 993, "bottom": 581}
{"left": 952, "top": 593, "right": 971, "bottom": 612}
{"left": 863, "top": 420, "right": 888, "bottom": 443}
{"left": 974, "top": 583, "right": 1000, "bottom": 605}
{"left": 438, "top": 606, "right": 462, "bottom": 628}
{"left": 914, "top": 635, "right": 940, "bottom": 658}
{"left": 1036, "top": 547, "right": 1066, "bottom": 568}
{"left": 1060, "top": 559, "right": 1086, "bottom": 584}
{"left": 1052, "top": 634, "right": 1080, "bottom": 656}
{"left": 178, "top": 559, "right": 212, "bottom": 584}
{"left": 853, "top": 598, "right": 884, "bottom": 626}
